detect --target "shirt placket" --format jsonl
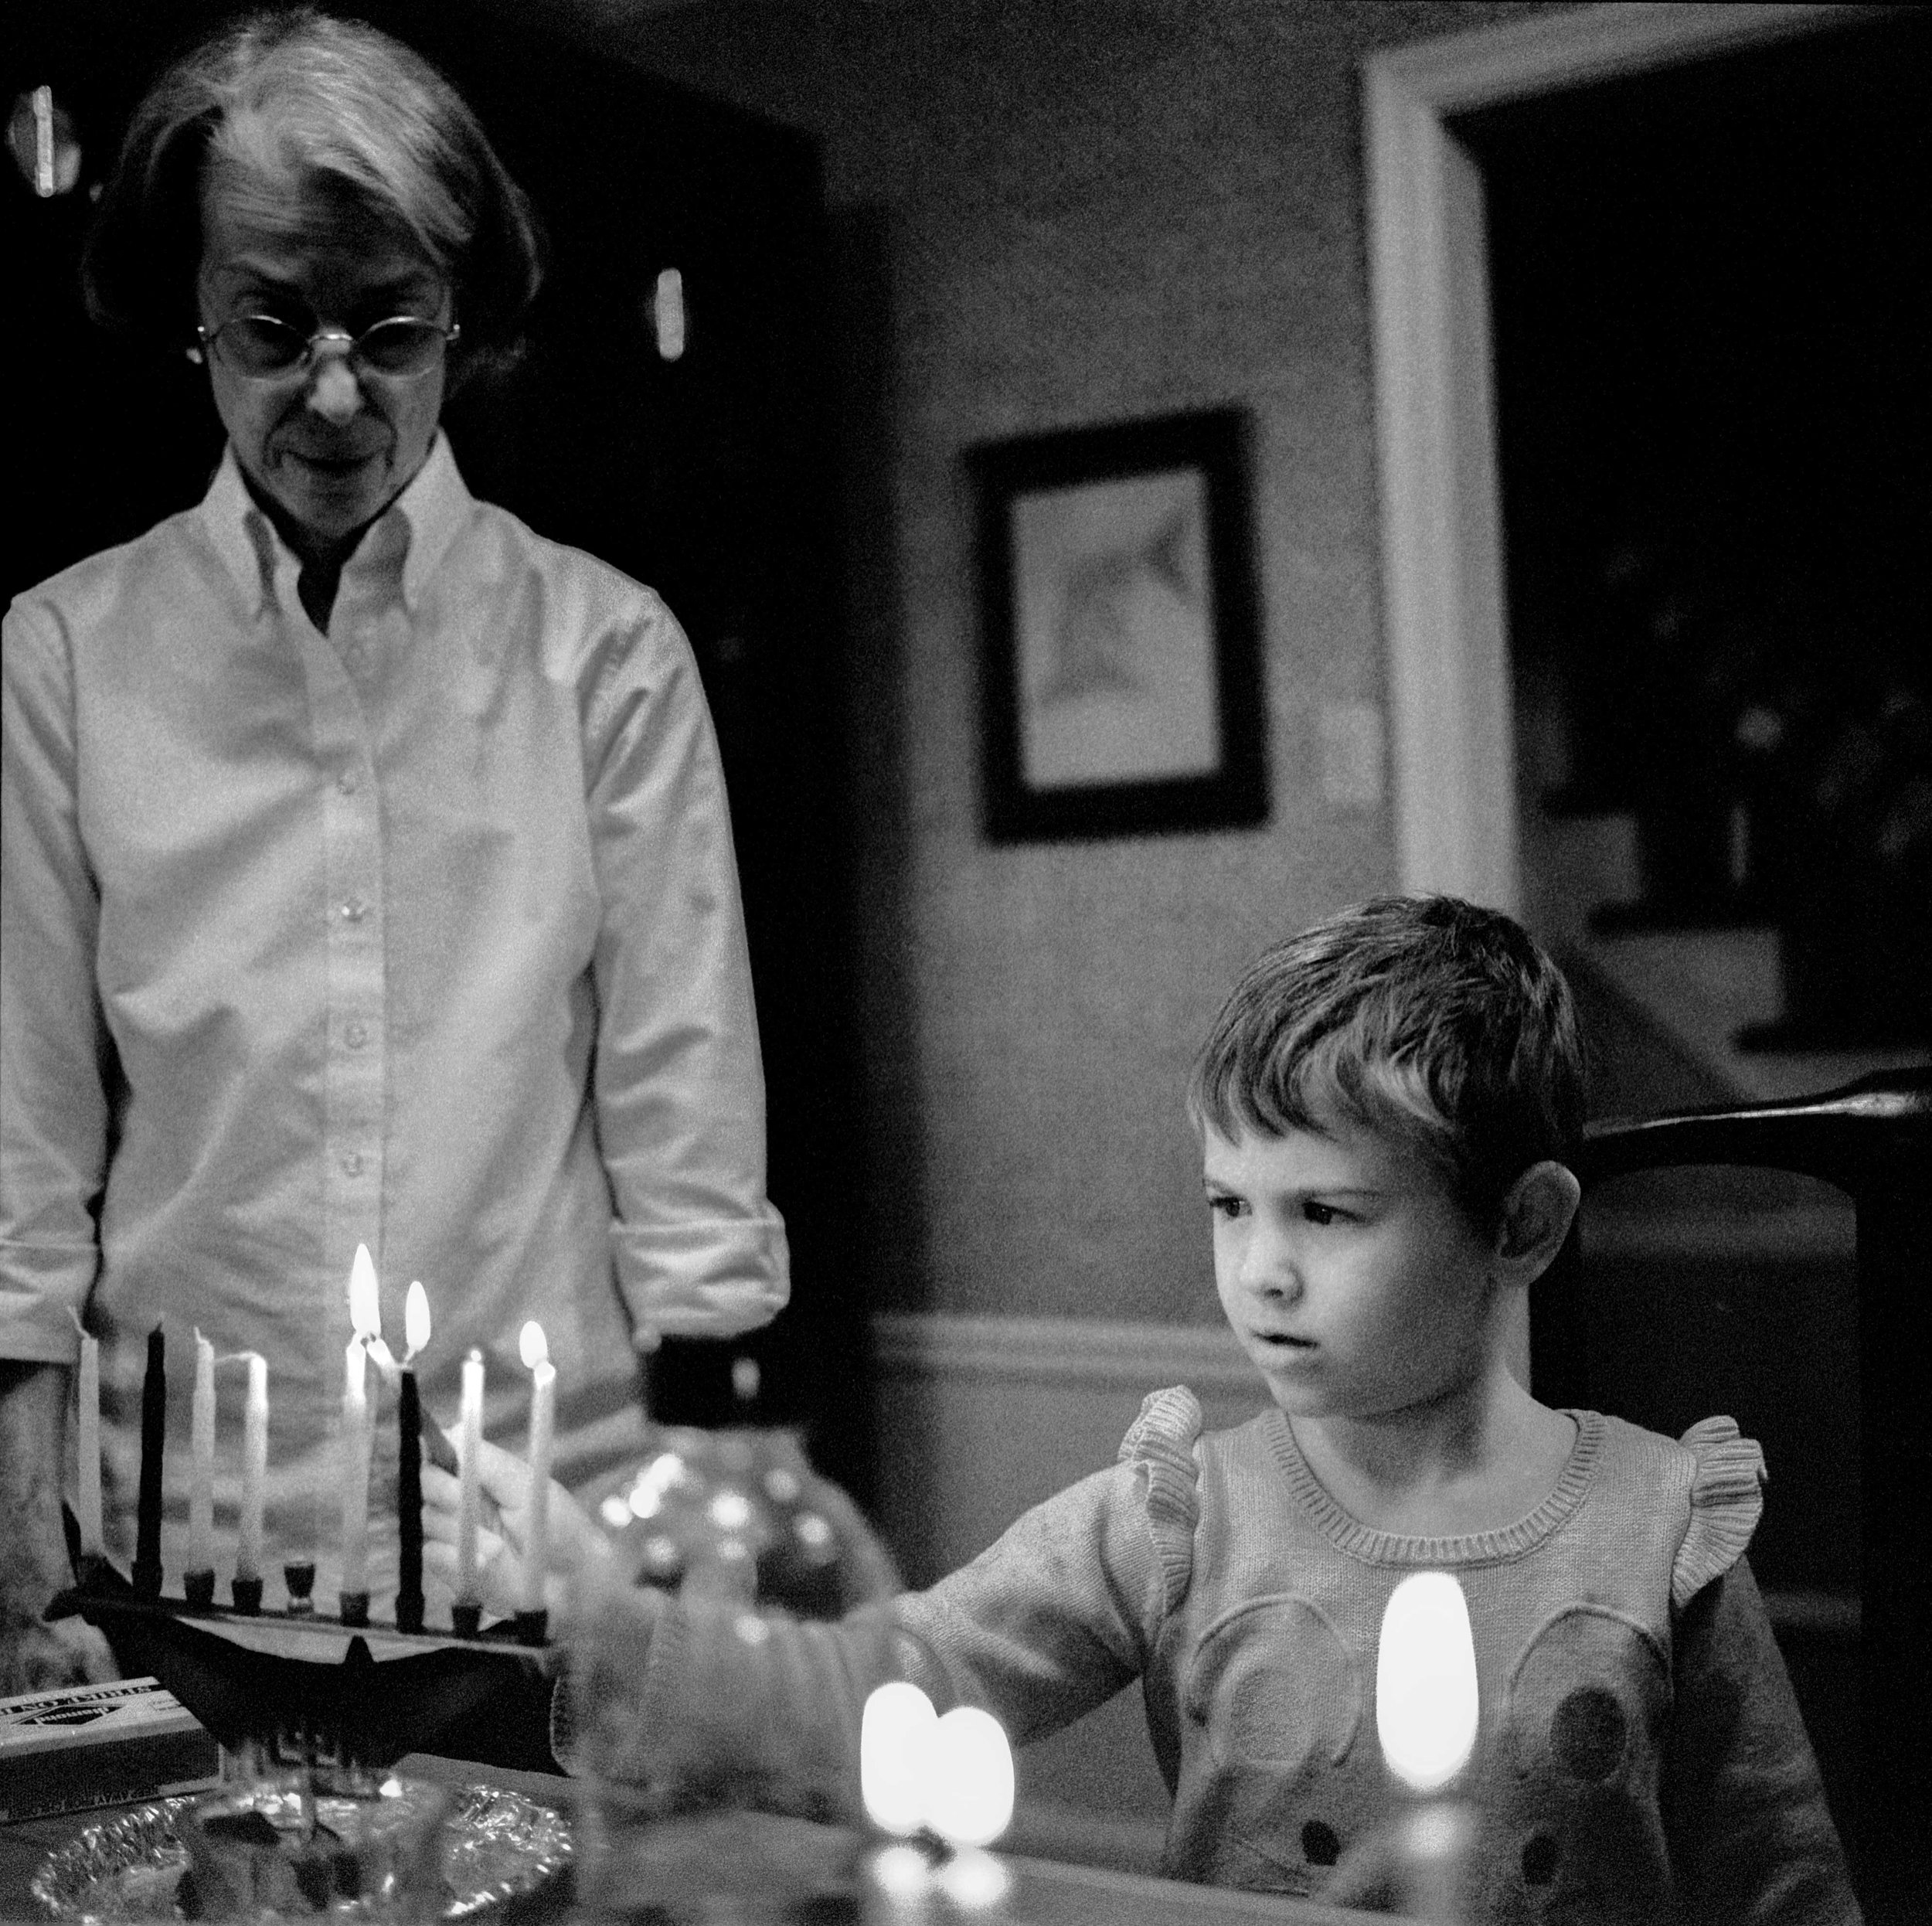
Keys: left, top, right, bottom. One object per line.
{"left": 286, "top": 554, "right": 392, "bottom": 1281}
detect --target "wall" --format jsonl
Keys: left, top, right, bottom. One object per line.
{"left": 528, "top": 0, "right": 1573, "bottom": 1331}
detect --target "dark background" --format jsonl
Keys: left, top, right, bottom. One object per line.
{"left": 1455, "top": 10, "right": 1932, "bottom": 1045}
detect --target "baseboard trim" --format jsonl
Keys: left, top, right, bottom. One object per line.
{"left": 872, "top": 1312, "right": 1254, "bottom": 1394}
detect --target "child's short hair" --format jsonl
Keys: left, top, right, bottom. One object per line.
{"left": 1188, "top": 895, "right": 1586, "bottom": 1234}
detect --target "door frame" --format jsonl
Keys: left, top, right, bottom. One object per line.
{"left": 1362, "top": 0, "right": 1864, "bottom": 914}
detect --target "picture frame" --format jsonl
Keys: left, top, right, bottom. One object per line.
{"left": 967, "top": 407, "right": 1267, "bottom": 843}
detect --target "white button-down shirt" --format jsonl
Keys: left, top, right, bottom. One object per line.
{"left": 2, "top": 436, "right": 787, "bottom": 1601}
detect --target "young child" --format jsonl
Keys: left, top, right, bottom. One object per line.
{"left": 426, "top": 895, "right": 1859, "bottom": 1921}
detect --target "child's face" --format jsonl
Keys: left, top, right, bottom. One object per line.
{"left": 1202, "top": 1121, "right": 1504, "bottom": 1425}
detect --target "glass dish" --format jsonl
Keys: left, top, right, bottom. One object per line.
{"left": 32, "top": 1782, "right": 570, "bottom": 1922}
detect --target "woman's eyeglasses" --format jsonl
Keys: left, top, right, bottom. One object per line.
{"left": 196, "top": 315, "right": 461, "bottom": 381}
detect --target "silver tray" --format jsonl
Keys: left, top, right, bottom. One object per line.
{"left": 32, "top": 1784, "right": 572, "bottom": 1922}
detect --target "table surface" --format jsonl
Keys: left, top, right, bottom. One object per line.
{"left": 1, "top": 1754, "right": 1379, "bottom": 1926}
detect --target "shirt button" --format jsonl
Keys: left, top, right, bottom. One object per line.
{"left": 341, "top": 1151, "right": 364, "bottom": 1176}
{"left": 345, "top": 1021, "right": 369, "bottom": 1049}
{"left": 341, "top": 899, "right": 369, "bottom": 924}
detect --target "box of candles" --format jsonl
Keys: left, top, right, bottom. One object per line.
{"left": 0, "top": 1676, "right": 221, "bottom": 1822}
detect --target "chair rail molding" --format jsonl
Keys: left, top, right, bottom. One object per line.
{"left": 872, "top": 1311, "right": 1253, "bottom": 1393}
{"left": 1362, "top": 1, "right": 1863, "bottom": 914}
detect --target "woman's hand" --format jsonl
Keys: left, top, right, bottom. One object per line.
{"left": 421, "top": 1427, "right": 612, "bottom": 1628}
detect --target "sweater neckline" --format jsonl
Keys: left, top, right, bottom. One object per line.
{"left": 1260, "top": 1406, "right": 1604, "bottom": 1567}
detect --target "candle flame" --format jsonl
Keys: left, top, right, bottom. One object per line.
{"left": 405, "top": 1281, "right": 431, "bottom": 1356}
{"left": 925, "top": 1706, "right": 1015, "bottom": 1848}
{"left": 1376, "top": 1570, "right": 1479, "bottom": 1793}
{"left": 861, "top": 1682, "right": 937, "bottom": 1836}
{"left": 349, "top": 1243, "right": 381, "bottom": 1339}
{"left": 519, "top": 1320, "right": 549, "bottom": 1370}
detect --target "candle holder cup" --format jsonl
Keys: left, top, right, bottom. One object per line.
{"left": 284, "top": 1562, "right": 317, "bottom": 1616}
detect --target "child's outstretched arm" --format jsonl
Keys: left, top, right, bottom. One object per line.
{"left": 562, "top": 1449, "right": 1175, "bottom": 1798}
{"left": 1662, "top": 1557, "right": 1862, "bottom": 1924}
{"left": 894, "top": 1452, "right": 1172, "bottom": 1744}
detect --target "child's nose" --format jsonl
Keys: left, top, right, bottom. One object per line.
{"left": 1243, "top": 1227, "right": 1301, "bottom": 1298}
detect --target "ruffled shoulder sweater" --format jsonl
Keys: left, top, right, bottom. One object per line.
{"left": 570, "top": 1393, "right": 1860, "bottom": 1924}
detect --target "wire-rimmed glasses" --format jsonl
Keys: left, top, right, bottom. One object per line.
{"left": 196, "top": 314, "right": 461, "bottom": 382}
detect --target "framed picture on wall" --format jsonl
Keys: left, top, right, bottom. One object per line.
{"left": 967, "top": 407, "right": 1267, "bottom": 843}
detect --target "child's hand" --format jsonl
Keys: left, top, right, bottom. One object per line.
{"left": 420, "top": 1427, "right": 613, "bottom": 1628}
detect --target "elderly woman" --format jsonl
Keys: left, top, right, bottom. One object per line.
{"left": 0, "top": 8, "right": 788, "bottom": 1690}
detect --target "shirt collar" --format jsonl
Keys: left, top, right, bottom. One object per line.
{"left": 196, "top": 432, "right": 474, "bottom": 619}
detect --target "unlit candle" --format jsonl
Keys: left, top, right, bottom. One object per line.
{"left": 70, "top": 1310, "right": 102, "bottom": 1558}
{"left": 236, "top": 1354, "right": 268, "bottom": 1582}
{"left": 455, "top": 1349, "right": 485, "bottom": 1604}
{"left": 188, "top": 1332, "right": 216, "bottom": 1578}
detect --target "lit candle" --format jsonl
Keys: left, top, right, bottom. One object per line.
{"left": 1376, "top": 1570, "right": 1478, "bottom": 1795}
{"left": 68, "top": 1310, "right": 102, "bottom": 1560}
{"left": 236, "top": 1354, "right": 268, "bottom": 1584}
{"left": 396, "top": 1283, "right": 431, "bottom": 1634}
{"left": 518, "top": 1322, "right": 555, "bottom": 1621}
{"left": 132, "top": 1326, "right": 165, "bottom": 1594}
{"left": 862, "top": 1682, "right": 937, "bottom": 1838}
{"left": 455, "top": 1349, "right": 485, "bottom": 1608}
{"left": 1376, "top": 1570, "right": 1479, "bottom": 1924}
{"left": 188, "top": 1330, "right": 216, "bottom": 1582}
{"left": 340, "top": 1247, "right": 382, "bottom": 1614}
{"left": 403, "top": 1282, "right": 430, "bottom": 1366}
{"left": 925, "top": 1706, "right": 1015, "bottom": 1850}
{"left": 349, "top": 1243, "right": 383, "bottom": 1362}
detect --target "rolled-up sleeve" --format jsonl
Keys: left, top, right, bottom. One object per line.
{"left": 1, "top": 597, "right": 108, "bottom": 1362}
{"left": 580, "top": 597, "right": 789, "bottom": 1342}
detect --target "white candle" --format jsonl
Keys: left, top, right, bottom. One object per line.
{"left": 340, "top": 1248, "right": 383, "bottom": 1600}
{"left": 455, "top": 1349, "right": 485, "bottom": 1604}
{"left": 518, "top": 1323, "right": 555, "bottom": 1615}
{"left": 236, "top": 1354, "right": 268, "bottom": 1582}
{"left": 189, "top": 1331, "right": 216, "bottom": 1576}
{"left": 340, "top": 1334, "right": 371, "bottom": 1598}
{"left": 70, "top": 1310, "right": 102, "bottom": 1557}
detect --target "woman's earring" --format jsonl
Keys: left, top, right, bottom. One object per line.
{"left": 185, "top": 345, "right": 204, "bottom": 365}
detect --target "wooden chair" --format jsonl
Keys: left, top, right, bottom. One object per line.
{"left": 1531, "top": 1067, "right": 1931, "bottom": 1921}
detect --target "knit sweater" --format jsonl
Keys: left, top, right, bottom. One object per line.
{"left": 570, "top": 1390, "right": 1860, "bottom": 1923}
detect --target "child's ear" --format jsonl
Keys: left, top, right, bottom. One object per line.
{"left": 1493, "top": 1161, "right": 1581, "bottom": 1281}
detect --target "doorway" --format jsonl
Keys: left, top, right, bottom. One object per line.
{"left": 1459, "top": 13, "right": 1930, "bottom": 1050}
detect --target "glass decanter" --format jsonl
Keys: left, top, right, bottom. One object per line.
{"left": 563, "top": 1351, "right": 903, "bottom": 1925}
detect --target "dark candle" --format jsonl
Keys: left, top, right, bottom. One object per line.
{"left": 133, "top": 1325, "right": 166, "bottom": 1595}
{"left": 396, "top": 1370, "right": 424, "bottom": 1632}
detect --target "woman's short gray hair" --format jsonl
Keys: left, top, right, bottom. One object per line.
{"left": 83, "top": 6, "right": 542, "bottom": 386}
